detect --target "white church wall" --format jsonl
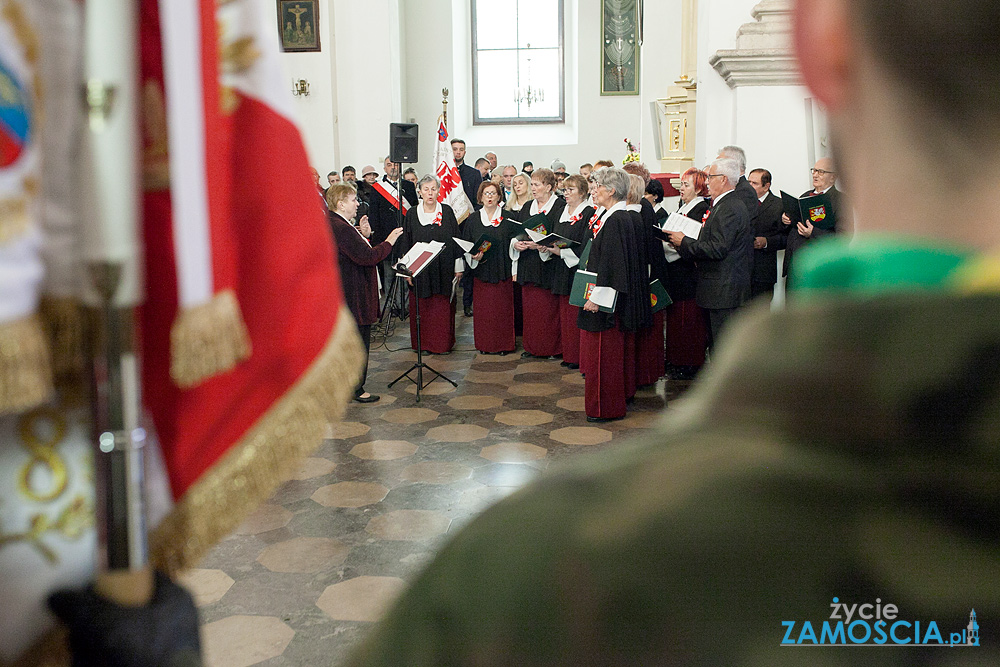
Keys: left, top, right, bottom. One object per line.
{"left": 277, "top": 0, "right": 338, "bottom": 173}
{"left": 695, "top": 0, "right": 819, "bottom": 195}
{"left": 402, "top": 0, "right": 683, "bottom": 177}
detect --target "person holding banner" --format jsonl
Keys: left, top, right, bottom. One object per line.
{"left": 400, "top": 175, "right": 463, "bottom": 354}
{"left": 462, "top": 181, "right": 517, "bottom": 355}
{"left": 512, "top": 168, "right": 566, "bottom": 359}
{"left": 541, "top": 174, "right": 594, "bottom": 370}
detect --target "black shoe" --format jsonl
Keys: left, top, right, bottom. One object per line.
{"left": 587, "top": 415, "right": 623, "bottom": 423}
{"left": 567, "top": 363, "right": 579, "bottom": 370}
{"left": 560, "top": 361, "right": 571, "bottom": 367}
{"left": 353, "top": 393, "right": 380, "bottom": 403}
{"left": 521, "top": 351, "right": 535, "bottom": 359}
{"left": 464, "top": 306, "right": 473, "bottom": 317}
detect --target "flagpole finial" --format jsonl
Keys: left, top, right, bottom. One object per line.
{"left": 442, "top": 88, "right": 449, "bottom": 126}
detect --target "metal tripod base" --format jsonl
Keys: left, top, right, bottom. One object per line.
{"left": 388, "top": 358, "right": 457, "bottom": 403}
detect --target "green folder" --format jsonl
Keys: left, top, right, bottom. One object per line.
{"left": 570, "top": 270, "right": 616, "bottom": 313}
{"left": 517, "top": 213, "right": 550, "bottom": 239}
{"left": 578, "top": 239, "right": 593, "bottom": 269}
{"left": 781, "top": 191, "right": 837, "bottom": 231}
{"left": 472, "top": 233, "right": 497, "bottom": 258}
{"left": 649, "top": 278, "right": 672, "bottom": 314}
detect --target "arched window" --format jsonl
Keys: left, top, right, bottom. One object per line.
{"left": 471, "top": 0, "right": 565, "bottom": 125}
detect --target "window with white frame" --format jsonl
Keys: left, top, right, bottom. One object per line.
{"left": 471, "top": 0, "right": 565, "bottom": 125}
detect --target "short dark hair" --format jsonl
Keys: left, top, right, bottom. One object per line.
{"left": 342, "top": 165, "right": 356, "bottom": 175}
{"left": 450, "top": 138, "right": 466, "bottom": 147}
{"left": 522, "top": 161, "right": 533, "bottom": 170}
{"left": 327, "top": 171, "right": 338, "bottom": 178}
{"left": 645, "top": 179, "right": 664, "bottom": 203}
{"left": 475, "top": 158, "right": 490, "bottom": 169}
{"left": 852, "top": 0, "right": 1000, "bottom": 155}
{"left": 749, "top": 168, "right": 772, "bottom": 188}
{"left": 403, "top": 167, "right": 417, "bottom": 177}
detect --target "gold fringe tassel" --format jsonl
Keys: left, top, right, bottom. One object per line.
{"left": 170, "top": 289, "right": 252, "bottom": 388}
{"left": 0, "top": 313, "right": 54, "bottom": 416}
{"left": 0, "top": 199, "right": 30, "bottom": 246}
{"left": 37, "top": 297, "right": 85, "bottom": 381}
{"left": 151, "top": 306, "right": 364, "bottom": 573}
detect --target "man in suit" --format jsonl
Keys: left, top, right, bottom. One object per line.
{"left": 667, "top": 158, "right": 752, "bottom": 349}
{"left": 369, "top": 157, "right": 418, "bottom": 313}
{"left": 748, "top": 168, "right": 787, "bottom": 300}
{"left": 782, "top": 157, "right": 844, "bottom": 286}
{"left": 718, "top": 146, "right": 760, "bottom": 232}
{"left": 451, "top": 138, "right": 483, "bottom": 212}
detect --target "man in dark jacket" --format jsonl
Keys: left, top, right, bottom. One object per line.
{"left": 668, "top": 158, "right": 752, "bottom": 348}
{"left": 748, "top": 168, "right": 787, "bottom": 300}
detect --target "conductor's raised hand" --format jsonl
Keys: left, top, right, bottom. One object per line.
{"left": 386, "top": 227, "right": 404, "bottom": 245}
{"left": 358, "top": 215, "right": 372, "bottom": 238}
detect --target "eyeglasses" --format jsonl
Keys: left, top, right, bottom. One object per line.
{"left": 706, "top": 174, "right": 727, "bottom": 180}
{"left": 810, "top": 168, "right": 835, "bottom": 175}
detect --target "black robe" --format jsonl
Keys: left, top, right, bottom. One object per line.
{"left": 400, "top": 204, "right": 461, "bottom": 299}
{"left": 514, "top": 197, "right": 567, "bottom": 290}
{"left": 550, "top": 203, "right": 595, "bottom": 296}
{"left": 623, "top": 209, "right": 654, "bottom": 331}
{"left": 642, "top": 199, "right": 670, "bottom": 288}
{"left": 462, "top": 208, "right": 517, "bottom": 284}
{"left": 577, "top": 209, "right": 633, "bottom": 333}
{"left": 666, "top": 199, "right": 710, "bottom": 302}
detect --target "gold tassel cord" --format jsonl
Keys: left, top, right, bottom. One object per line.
{"left": 0, "top": 313, "right": 54, "bottom": 416}
{"left": 151, "top": 306, "right": 364, "bottom": 573}
{"left": 169, "top": 289, "right": 252, "bottom": 388}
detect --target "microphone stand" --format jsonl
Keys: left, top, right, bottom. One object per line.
{"left": 388, "top": 263, "right": 457, "bottom": 402}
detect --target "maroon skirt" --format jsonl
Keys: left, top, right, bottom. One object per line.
{"left": 520, "top": 284, "right": 562, "bottom": 357}
{"left": 472, "top": 278, "right": 515, "bottom": 353}
{"left": 665, "top": 299, "right": 707, "bottom": 367}
{"left": 558, "top": 295, "right": 581, "bottom": 366}
{"left": 409, "top": 293, "right": 455, "bottom": 354}
{"left": 636, "top": 310, "right": 666, "bottom": 386}
{"left": 622, "top": 329, "right": 637, "bottom": 400}
{"left": 581, "top": 328, "right": 626, "bottom": 419}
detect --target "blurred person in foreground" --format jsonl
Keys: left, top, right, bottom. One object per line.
{"left": 346, "top": 0, "right": 1000, "bottom": 663}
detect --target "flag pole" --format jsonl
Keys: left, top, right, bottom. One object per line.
{"left": 81, "top": 0, "right": 153, "bottom": 606}
{"left": 442, "top": 88, "right": 449, "bottom": 128}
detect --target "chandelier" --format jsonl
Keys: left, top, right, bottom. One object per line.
{"left": 514, "top": 52, "right": 545, "bottom": 109}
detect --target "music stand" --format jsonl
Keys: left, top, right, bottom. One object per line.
{"left": 388, "top": 254, "right": 458, "bottom": 402}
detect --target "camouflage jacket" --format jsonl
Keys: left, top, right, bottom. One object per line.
{"left": 346, "top": 240, "right": 999, "bottom": 666}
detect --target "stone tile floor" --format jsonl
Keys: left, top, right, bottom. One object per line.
{"left": 183, "top": 313, "right": 693, "bottom": 667}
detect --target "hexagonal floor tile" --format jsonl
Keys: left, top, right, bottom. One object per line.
{"left": 507, "top": 383, "right": 559, "bottom": 397}
{"left": 400, "top": 461, "right": 473, "bottom": 484}
{"left": 380, "top": 407, "right": 440, "bottom": 424}
{"left": 447, "top": 395, "right": 504, "bottom": 410}
{"left": 549, "top": 426, "right": 613, "bottom": 446}
{"left": 561, "top": 372, "right": 586, "bottom": 386}
{"left": 256, "top": 537, "right": 350, "bottom": 574}
{"left": 202, "top": 616, "right": 294, "bottom": 667}
{"left": 315, "top": 576, "right": 407, "bottom": 623}
{"left": 514, "top": 361, "right": 559, "bottom": 375}
{"left": 366, "top": 509, "right": 451, "bottom": 541}
{"left": 233, "top": 504, "right": 292, "bottom": 535}
{"left": 480, "top": 442, "right": 547, "bottom": 463}
{"left": 475, "top": 353, "right": 516, "bottom": 363}
{"left": 556, "top": 396, "right": 586, "bottom": 412}
{"left": 311, "top": 481, "right": 389, "bottom": 508}
{"left": 425, "top": 423, "right": 490, "bottom": 443}
{"left": 285, "top": 457, "right": 337, "bottom": 481}
{"left": 350, "top": 440, "right": 418, "bottom": 461}
{"left": 494, "top": 410, "right": 554, "bottom": 426}
{"left": 177, "top": 568, "right": 234, "bottom": 607}
{"left": 326, "top": 421, "right": 371, "bottom": 439}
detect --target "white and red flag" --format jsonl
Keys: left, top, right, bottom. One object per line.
{"left": 140, "top": 0, "right": 363, "bottom": 571}
{"left": 433, "top": 116, "right": 472, "bottom": 223}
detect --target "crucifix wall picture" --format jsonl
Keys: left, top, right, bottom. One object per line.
{"left": 277, "top": 0, "right": 321, "bottom": 53}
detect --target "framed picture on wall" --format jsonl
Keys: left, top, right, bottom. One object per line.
{"left": 601, "top": 0, "right": 640, "bottom": 95}
{"left": 277, "top": 0, "right": 321, "bottom": 53}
